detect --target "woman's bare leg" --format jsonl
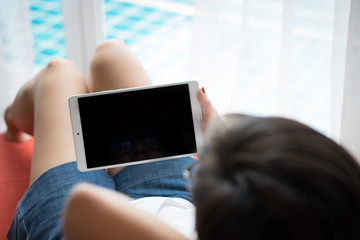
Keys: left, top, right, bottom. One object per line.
{"left": 89, "top": 39, "right": 151, "bottom": 92}
{"left": 89, "top": 39, "right": 152, "bottom": 176}
{"left": 5, "top": 59, "right": 88, "bottom": 183}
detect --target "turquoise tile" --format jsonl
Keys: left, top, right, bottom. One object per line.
{"left": 30, "top": 0, "right": 193, "bottom": 72}
{"left": 40, "top": 48, "right": 58, "bottom": 55}
{"left": 32, "top": 19, "right": 43, "bottom": 24}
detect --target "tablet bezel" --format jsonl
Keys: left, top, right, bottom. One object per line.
{"left": 68, "top": 81, "right": 204, "bottom": 171}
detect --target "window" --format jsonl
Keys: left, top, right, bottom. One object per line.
{"left": 29, "top": 0, "right": 194, "bottom": 83}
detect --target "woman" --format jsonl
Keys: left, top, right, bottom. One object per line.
{"left": 6, "top": 39, "right": 215, "bottom": 240}
{"left": 6, "top": 39, "right": 360, "bottom": 240}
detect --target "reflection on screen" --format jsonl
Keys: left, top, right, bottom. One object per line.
{"left": 78, "top": 84, "right": 196, "bottom": 168}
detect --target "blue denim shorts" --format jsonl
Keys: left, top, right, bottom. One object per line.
{"left": 7, "top": 157, "right": 194, "bottom": 240}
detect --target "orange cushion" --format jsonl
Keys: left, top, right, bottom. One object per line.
{"left": 0, "top": 133, "right": 33, "bottom": 239}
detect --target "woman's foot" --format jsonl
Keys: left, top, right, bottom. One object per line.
{"left": 4, "top": 105, "right": 32, "bottom": 142}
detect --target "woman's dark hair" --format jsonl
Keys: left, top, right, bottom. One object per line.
{"left": 193, "top": 114, "right": 360, "bottom": 240}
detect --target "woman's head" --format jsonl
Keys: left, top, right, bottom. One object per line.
{"left": 193, "top": 114, "right": 360, "bottom": 240}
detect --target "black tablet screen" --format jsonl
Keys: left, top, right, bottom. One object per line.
{"left": 78, "top": 84, "right": 197, "bottom": 169}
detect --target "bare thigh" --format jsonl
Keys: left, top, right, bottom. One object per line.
{"left": 9, "top": 59, "right": 88, "bottom": 183}
{"left": 89, "top": 39, "right": 151, "bottom": 91}
{"left": 89, "top": 39, "right": 152, "bottom": 176}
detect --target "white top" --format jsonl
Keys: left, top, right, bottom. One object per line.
{"left": 132, "top": 197, "right": 197, "bottom": 240}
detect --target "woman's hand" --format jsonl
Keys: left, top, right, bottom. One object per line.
{"left": 197, "top": 87, "right": 219, "bottom": 140}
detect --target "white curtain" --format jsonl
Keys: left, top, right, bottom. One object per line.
{"left": 190, "top": 0, "right": 360, "bottom": 161}
{"left": 341, "top": 0, "right": 360, "bottom": 161}
{"left": 0, "top": 0, "right": 33, "bottom": 132}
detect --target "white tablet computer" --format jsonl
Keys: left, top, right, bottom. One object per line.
{"left": 69, "top": 81, "right": 204, "bottom": 172}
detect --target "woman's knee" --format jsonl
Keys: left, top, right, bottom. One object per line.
{"left": 90, "top": 39, "right": 129, "bottom": 71}
{"left": 94, "top": 39, "right": 127, "bottom": 60}
{"left": 89, "top": 39, "right": 151, "bottom": 91}
{"left": 90, "top": 39, "right": 128, "bottom": 72}
{"left": 47, "top": 58, "right": 75, "bottom": 69}
{"left": 34, "top": 58, "right": 87, "bottom": 96}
